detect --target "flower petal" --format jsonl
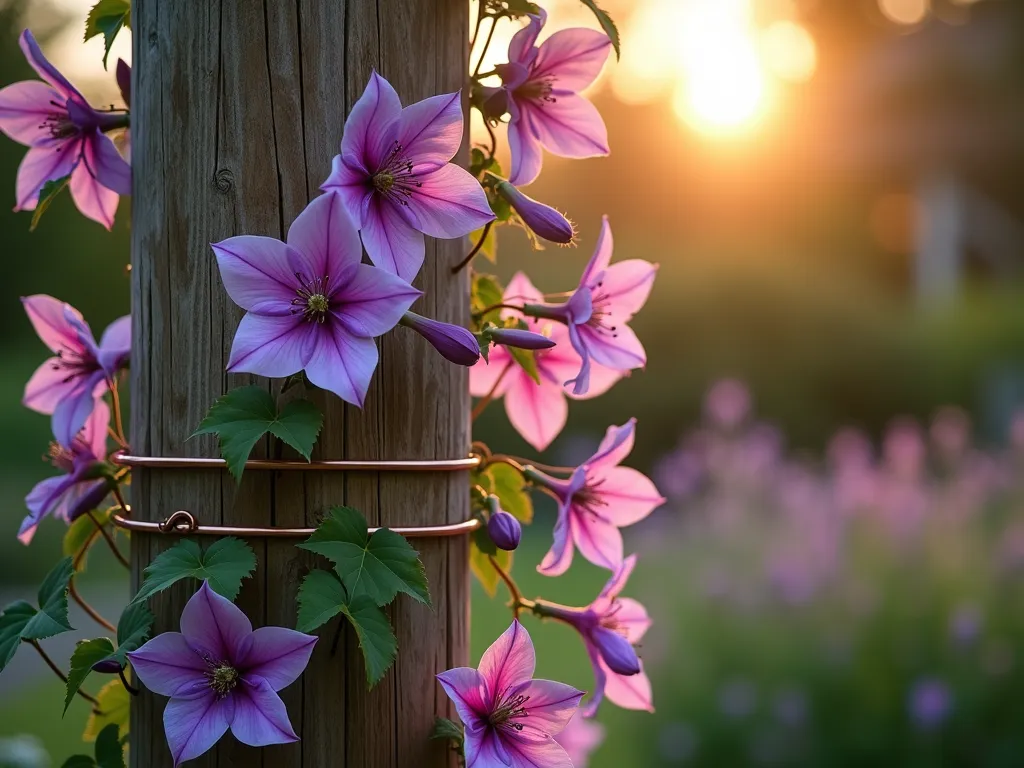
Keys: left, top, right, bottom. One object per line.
{"left": 19, "top": 31, "right": 80, "bottom": 100}
{"left": 614, "top": 597, "right": 652, "bottom": 644}
{"left": 69, "top": 149, "right": 119, "bottom": 230}
{"left": 227, "top": 313, "right": 314, "bottom": 378}
{"left": 342, "top": 71, "right": 402, "bottom": 173}
{"left": 15, "top": 143, "right": 76, "bottom": 211}
{"left": 212, "top": 236, "right": 298, "bottom": 315}
{"left": 594, "top": 554, "right": 636, "bottom": 609}
{"left": 286, "top": 191, "right": 362, "bottom": 283}
{"left": 230, "top": 677, "right": 299, "bottom": 747}
{"left": 337, "top": 264, "right": 421, "bottom": 337}
{"left": 89, "top": 133, "right": 131, "bottom": 195}
{"left": 538, "top": 505, "right": 574, "bottom": 577}
{"left": 0, "top": 81, "right": 64, "bottom": 146}
{"left": 303, "top": 323, "right": 378, "bottom": 407}
{"left": 571, "top": 510, "right": 623, "bottom": 572}
{"left": 592, "top": 466, "right": 664, "bottom": 526}
{"left": 20, "top": 474, "right": 74, "bottom": 544}
{"left": 565, "top": 323, "right": 591, "bottom": 396}
{"left": 580, "top": 644, "right": 607, "bottom": 718}
{"left": 360, "top": 196, "right": 425, "bottom": 282}
{"left": 504, "top": 271, "right": 545, "bottom": 307}
{"left": 508, "top": 113, "right": 545, "bottom": 187}
{"left": 504, "top": 372, "right": 567, "bottom": 452}
{"left": 60, "top": 477, "right": 110, "bottom": 525}
{"left": 465, "top": 727, "right": 510, "bottom": 768}
{"left": 599, "top": 259, "right": 657, "bottom": 319}
{"left": 508, "top": 11, "right": 545, "bottom": 65}
{"left": 23, "top": 358, "right": 75, "bottom": 415}
{"left": 164, "top": 692, "right": 234, "bottom": 767}
{"left": 469, "top": 348, "right": 513, "bottom": 398}
{"left": 587, "top": 418, "right": 636, "bottom": 471}
{"left": 22, "top": 294, "right": 86, "bottom": 354}
{"left": 437, "top": 667, "right": 489, "bottom": 731}
{"left": 81, "top": 397, "right": 111, "bottom": 460}
{"left": 579, "top": 322, "right": 646, "bottom": 372}
{"left": 127, "top": 632, "right": 209, "bottom": 697}
{"left": 526, "top": 95, "right": 609, "bottom": 159}
{"left": 503, "top": 736, "right": 574, "bottom": 768}
{"left": 512, "top": 679, "right": 584, "bottom": 738}
{"left": 180, "top": 582, "right": 253, "bottom": 663}
{"left": 403, "top": 164, "right": 495, "bottom": 239}
{"left": 478, "top": 620, "right": 536, "bottom": 703}
{"left": 239, "top": 627, "right": 317, "bottom": 691}
{"left": 321, "top": 154, "right": 372, "bottom": 227}
{"left": 601, "top": 657, "right": 654, "bottom": 713}
{"left": 579, "top": 215, "right": 613, "bottom": 287}
{"left": 533, "top": 28, "right": 612, "bottom": 92}
{"left": 51, "top": 369, "right": 105, "bottom": 448}
{"left": 97, "top": 315, "right": 131, "bottom": 375}
{"left": 393, "top": 91, "right": 464, "bottom": 170}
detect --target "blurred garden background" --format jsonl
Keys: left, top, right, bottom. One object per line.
{"left": 3, "top": 0, "right": 1024, "bottom": 765}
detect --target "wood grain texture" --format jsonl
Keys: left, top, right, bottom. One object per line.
{"left": 129, "top": 2, "right": 470, "bottom": 766}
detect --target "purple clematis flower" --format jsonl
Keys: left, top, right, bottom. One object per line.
{"left": 534, "top": 555, "right": 654, "bottom": 717}
{"left": 22, "top": 294, "right": 130, "bottom": 448}
{"left": 493, "top": 10, "right": 612, "bottom": 187}
{"left": 526, "top": 419, "right": 665, "bottom": 575}
{"left": 0, "top": 31, "right": 131, "bottom": 229}
{"left": 321, "top": 71, "right": 494, "bottom": 282}
{"left": 555, "top": 713, "right": 605, "bottom": 767}
{"left": 127, "top": 582, "right": 317, "bottom": 767}
{"left": 212, "top": 191, "right": 422, "bottom": 406}
{"left": 21, "top": 400, "right": 112, "bottom": 545}
{"left": 524, "top": 217, "right": 656, "bottom": 395}
{"left": 437, "top": 620, "right": 584, "bottom": 768}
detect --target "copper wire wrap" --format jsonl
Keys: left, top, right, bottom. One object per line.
{"left": 109, "top": 452, "right": 483, "bottom": 538}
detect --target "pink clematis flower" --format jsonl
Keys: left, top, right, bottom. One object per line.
{"left": 437, "top": 620, "right": 584, "bottom": 768}
{"left": 526, "top": 419, "right": 665, "bottom": 575}
{"left": 535, "top": 555, "right": 654, "bottom": 717}
{"left": 22, "top": 294, "right": 130, "bottom": 448}
{"left": 212, "top": 191, "right": 421, "bottom": 406}
{"left": 555, "top": 713, "right": 605, "bottom": 767}
{"left": 21, "top": 400, "right": 113, "bottom": 545}
{"left": 0, "top": 31, "right": 131, "bottom": 229}
{"left": 471, "top": 272, "right": 621, "bottom": 452}
{"left": 524, "top": 217, "right": 656, "bottom": 395}
{"left": 127, "top": 581, "right": 317, "bottom": 767}
{"left": 321, "top": 72, "right": 494, "bottom": 282}
{"left": 494, "top": 10, "right": 611, "bottom": 187}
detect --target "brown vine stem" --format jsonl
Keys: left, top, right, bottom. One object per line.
{"left": 471, "top": 302, "right": 524, "bottom": 320}
{"left": 471, "top": 362, "right": 512, "bottom": 421}
{"left": 90, "top": 505, "right": 130, "bottom": 570}
{"left": 505, "top": 458, "right": 575, "bottom": 475}
{"left": 488, "top": 555, "right": 525, "bottom": 619}
{"left": 473, "top": 15, "right": 499, "bottom": 79}
{"left": 485, "top": 454, "right": 528, "bottom": 474}
{"left": 452, "top": 220, "right": 494, "bottom": 274}
{"left": 27, "top": 640, "right": 102, "bottom": 713}
{"left": 108, "top": 377, "right": 128, "bottom": 448}
{"left": 119, "top": 667, "right": 139, "bottom": 696}
{"left": 69, "top": 578, "right": 116, "bottom": 633}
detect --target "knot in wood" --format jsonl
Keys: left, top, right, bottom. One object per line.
{"left": 213, "top": 168, "right": 234, "bottom": 194}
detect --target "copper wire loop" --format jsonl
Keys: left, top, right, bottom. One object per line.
{"left": 111, "top": 509, "right": 482, "bottom": 538}
{"left": 112, "top": 452, "right": 482, "bottom": 472}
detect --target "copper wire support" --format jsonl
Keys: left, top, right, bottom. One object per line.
{"left": 112, "top": 452, "right": 482, "bottom": 472}
{"left": 111, "top": 509, "right": 481, "bottom": 539}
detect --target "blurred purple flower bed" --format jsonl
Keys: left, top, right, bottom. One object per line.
{"left": 624, "top": 380, "right": 1024, "bottom": 766}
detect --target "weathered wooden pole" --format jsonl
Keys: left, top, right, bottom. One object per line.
{"left": 129, "top": 2, "right": 470, "bottom": 766}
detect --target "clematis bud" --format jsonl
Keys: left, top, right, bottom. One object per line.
{"left": 591, "top": 627, "right": 641, "bottom": 676}
{"left": 400, "top": 312, "right": 480, "bottom": 366}
{"left": 92, "top": 658, "right": 123, "bottom": 674}
{"left": 494, "top": 181, "right": 575, "bottom": 245}
{"left": 488, "top": 509, "right": 522, "bottom": 552}
{"left": 116, "top": 59, "right": 131, "bottom": 108}
{"left": 487, "top": 327, "right": 556, "bottom": 351}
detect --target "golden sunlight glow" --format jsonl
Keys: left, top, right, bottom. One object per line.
{"left": 878, "top": 0, "right": 930, "bottom": 26}
{"left": 761, "top": 21, "right": 818, "bottom": 83}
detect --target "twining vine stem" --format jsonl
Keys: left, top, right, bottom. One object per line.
{"left": 89, "top": 507, "right": 129, "bottom": 570}
{"left": 27, "top": 640, "right": 102, "bottom": 713}
{"left": 69, "top": 578, "right": 116, "bottom": 633}
{"left": 453, "top": 220, "right": 494, "bottom": 274}
{"left": 119, "top": 667, "right": 139, "bottom": 696}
